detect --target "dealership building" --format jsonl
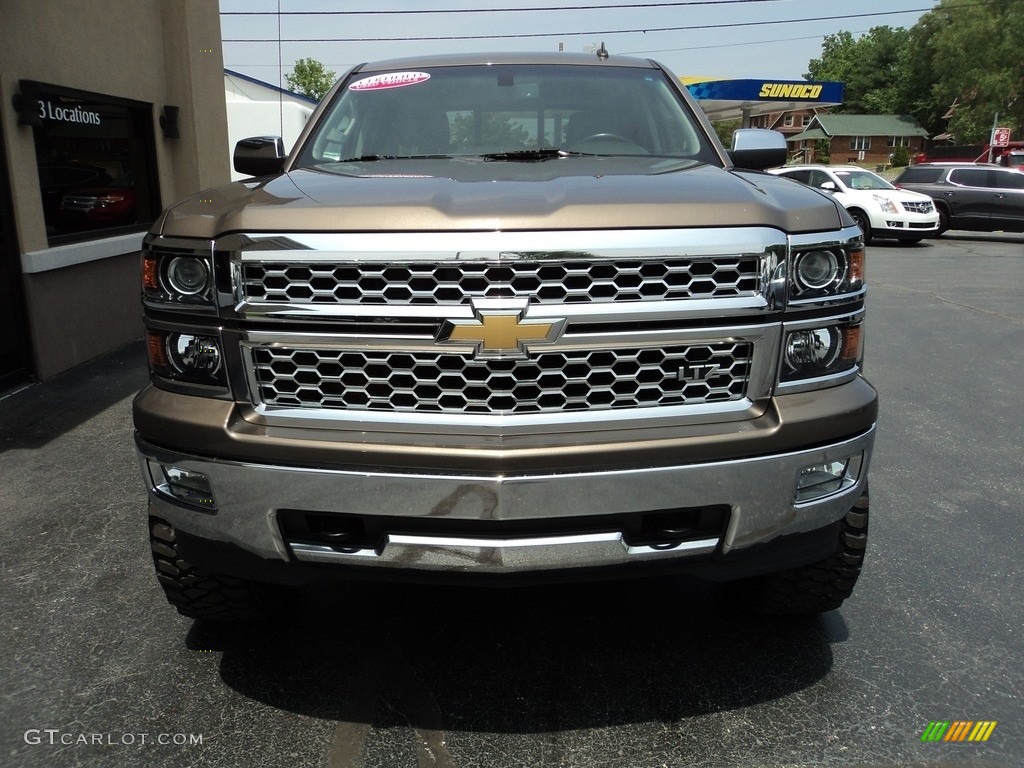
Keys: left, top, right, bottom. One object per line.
{"left": 0, "top": 0, "right": 230, "bottom": 392}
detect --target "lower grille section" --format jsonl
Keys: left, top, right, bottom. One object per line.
{"left": 251, "top": 342, "right": 752, "bottom": 415}
{"left": 279, "top": 506, "right": 730, "bottom": 556}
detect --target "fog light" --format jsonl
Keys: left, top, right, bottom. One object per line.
{"left": 149, "top": 462, "right": 217, "bottom": 510}
{"left": 795, "top": 453, "right": 862, "bottom": 503}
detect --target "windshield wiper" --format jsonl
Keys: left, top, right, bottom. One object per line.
{"left": 483, "top": 148, "right": 593, "bottom": 162}
{"left": 338, "top": 153, "right": 458, "bottom": 162}
{"left": 337, "top": 154, "right": 398, "bottom": 162}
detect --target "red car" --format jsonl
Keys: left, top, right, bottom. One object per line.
{"left": 58, "top": 172, "right": 137, "bottom": 231}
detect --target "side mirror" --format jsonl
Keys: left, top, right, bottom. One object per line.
{"left": 233, "top": 136, "right": 286, "bottom": 176}
{"left": 728, "top": 129, "right": 788, "bottom": 171}
{"left": 819, "top": 181, "right": 837, "bottom": 191}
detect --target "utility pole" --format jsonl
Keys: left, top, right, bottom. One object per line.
{"left": 988, "top": 113, "right": 999, "bottom": 163}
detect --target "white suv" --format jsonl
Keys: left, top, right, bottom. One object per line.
{"left": 768, "top": 165, "right": 940, "bottom": 244}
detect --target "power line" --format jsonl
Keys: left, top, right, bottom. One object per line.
{"left": 221, "top": 0, "right": 800, "bottom": 15}
{"left": 225, "top": 28, "right": 879, "bottom": 66}
{"left": 620, "top": 30, "right": 873, "bottom": 55}
{"left": 222, "top": 7, "right": 936, "bottom": 43}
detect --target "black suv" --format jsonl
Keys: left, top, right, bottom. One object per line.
{"left": 893, "top": 163, "right": 1024, "bottom": 234}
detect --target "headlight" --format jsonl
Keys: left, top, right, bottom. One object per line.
{"left": 789, "top": 245, "right": 863, "bottom": 302}
{"left": 872, "top": 194, "right": 898, "bottom": 214}
{"left": 147, "top": 330, "right": 225, "bottom": 386}
{"left": 785, "top": 327, "right": 842, "bottom": 370}
{"left": 167, "top": 333, "right": 222, "bottom": 376}
{"left": 165, "top": 257, "right": 210, "bottom": 296}
{"left": 142, "top": 237, "right": 216, "bottom": 308}
{"left": 781, "top": 322, "right": 862, "bottom": 384}
{"left": 793, "top": 250, "right": 843, "bottom": 292}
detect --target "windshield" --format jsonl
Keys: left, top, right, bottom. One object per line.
{"left": 294, "top": 63, "right": 718, "bottom": 168}
{"left": 834, "top": 170, "right": 895, "bottom": 191}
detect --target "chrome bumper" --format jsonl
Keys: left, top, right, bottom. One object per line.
{"left": 137, "top": 426, "right": 873, "bottom": 575}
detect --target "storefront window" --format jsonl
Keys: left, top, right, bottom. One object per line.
{"left": 23, "top": 81, "right": 160, "bottom": 244}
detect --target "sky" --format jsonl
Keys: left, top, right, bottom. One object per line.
{"left": 218, "top": 0, "right": 939, "bottom": 90}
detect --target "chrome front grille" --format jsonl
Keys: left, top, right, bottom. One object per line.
{"left": 239, "top": 257, "right": 761, "bottom": 307}
{"left": 251, "top": 342, "right": 752, "bottom": 416}
{"left": 61, "top": 195, "right": 98, "bottom": 212}
{"left": 901, "top": 200, "right": 934, "bottom": 214}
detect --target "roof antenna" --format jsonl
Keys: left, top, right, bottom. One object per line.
{"left": 596, "top": 42, "right": 609, "bottom": 61}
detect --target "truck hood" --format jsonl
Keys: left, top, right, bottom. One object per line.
{"left": 156, "top": 156, "right": 847, "bottom": 238}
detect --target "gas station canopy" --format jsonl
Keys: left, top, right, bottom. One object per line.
{"left": 681, "top": 77, "right": 845, "bottom": 123}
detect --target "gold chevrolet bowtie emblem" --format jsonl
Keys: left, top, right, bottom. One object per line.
{"left": 440, "top": 309, "right": 561, "bottom": 358}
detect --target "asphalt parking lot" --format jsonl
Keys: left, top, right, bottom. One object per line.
{"left": 1, "top": 231, "right": 1022, "bottom": 768}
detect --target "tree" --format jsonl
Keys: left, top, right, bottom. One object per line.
{"left": 805, "top": 27, "right": 910, "bottom": 115}
{"left": 285, "top": 58, "right": 336, "bottom": 101}
{"left": 712, "top": 118, "right": 742, "bottom": 147}
{"left": 450, "top": 112, "right": 531, "bottom": 150}
{"left": 805, "top": 1, "right": 1024, "bottom": 143}
{"left": 916, "top": 0, "right": 1024, "bottom": 142}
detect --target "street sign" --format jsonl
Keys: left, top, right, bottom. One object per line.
{"left": 993, "top": 127, "right": 1011, "bottom": 147}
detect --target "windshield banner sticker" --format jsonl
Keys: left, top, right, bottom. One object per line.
{"left": 349, "top": 72, "right": 431, "bottom": 92}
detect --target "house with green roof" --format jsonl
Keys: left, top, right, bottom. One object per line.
{"left": 788, "top": 114, "right": 931, "bottom": 167}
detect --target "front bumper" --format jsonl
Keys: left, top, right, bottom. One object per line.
{"left": 871, "top": 212, "right": 940, "bottom": 239}
{"left": 136, "top": 425, "right": 873, "bottom": 579}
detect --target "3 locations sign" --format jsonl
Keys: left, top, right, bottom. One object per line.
{"left": 37, "top": 98, "right": 102, "bottom": 126}
{"left": 16, "top": 81, "right": 128, "bottom": 134}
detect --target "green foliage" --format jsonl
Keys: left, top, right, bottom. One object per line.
{"left": 813, "top": 139, "right": 831, "bottom": 164}
{"left": 712, "top": 118, "right": 743, "bottom": 148}
{"left": 450, "top": 112, "right": 531, "bottom": 150}
{"left": 890, "top": 145, "right": 910, "bottom": 167}
{"left": 806, "top": 1, "right": 1024, "bottom": 143}
{"left": 806, "top": 27, "right": 910, "bottom": 114}
{"left": 920, "top": 0, "right": 1024, "bottom": 142}
{"left": 285, "top": 58, "right": 336, "bottom": 101}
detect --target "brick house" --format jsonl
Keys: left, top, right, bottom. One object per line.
{"left": 786, "top": 114, "right": 930, "bottom": 167}
{"left": 749, "top": 108, "right": 823, "bottom": 139}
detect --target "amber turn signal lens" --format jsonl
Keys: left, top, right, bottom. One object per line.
{"left": 841, "top": 324, "right": 863, "bottom": 362}
{"left": 848, "top": 247, "right": 865, "bottom": 285}
{"left": 142, "top": 255, "right": 159, "bottom": 290}
{"left": 146, "top": 331, "right": 168, "bottom": 368}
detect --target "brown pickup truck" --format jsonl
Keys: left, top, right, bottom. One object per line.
{"left": 134, "top": 52, "right": 875, "bottom": 620}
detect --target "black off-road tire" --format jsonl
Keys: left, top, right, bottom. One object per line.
{"left": 737, "top": 492, "right": 869, "bottom": 615}
{"left": 150, "top": 517, "right": 278, "bottom": 621}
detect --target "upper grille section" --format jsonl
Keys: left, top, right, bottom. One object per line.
{"left": 239, "top": 257, "right": 761, "bottom": 307}
{"left": 901, "top": 200, "right": 934, "bottom": 214}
